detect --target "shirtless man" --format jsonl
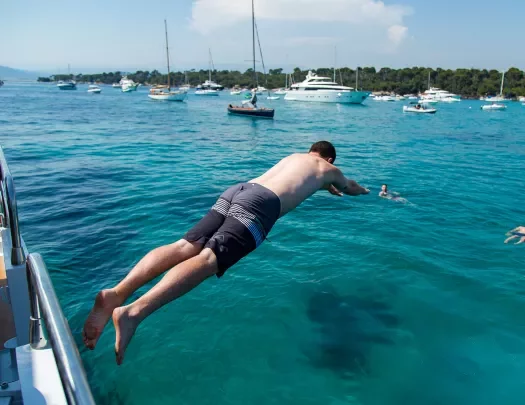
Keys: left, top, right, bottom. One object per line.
{"left": 505, "top": 226, "right": 525, "bottom": 244}
{"left": 82, "top": 141, "right": 369, "bottom": 365}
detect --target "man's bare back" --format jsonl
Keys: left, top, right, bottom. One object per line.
{"left": 82, "top": 141, "right": 369, "bottom": 365}
{"left": 251, "top": 153, "right": 369, "bottom": 216}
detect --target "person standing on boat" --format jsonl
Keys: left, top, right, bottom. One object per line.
{"left": 82, "top": 141, "right": 370, "bottom": 365}
{"left": 249, "top": 88, "right": 258, "bottom": 108}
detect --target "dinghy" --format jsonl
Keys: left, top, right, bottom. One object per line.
{"left": 481, "top": 103, "right": 506, "bottom": 111}
{"left": 403, "top": 102, "right": 437, "bottom": 114}
{"left": 227, "top": 105, "right": 274, "bottom": 118}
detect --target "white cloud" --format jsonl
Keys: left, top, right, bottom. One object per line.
{"left": 387, "top": 24, "right": 408, "bottom": 47}
{"left": 191, "top": 0, "right": 412, "bottom": 47}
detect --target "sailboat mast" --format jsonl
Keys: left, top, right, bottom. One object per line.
{"left": 428, "top": 71, "right": 431, "bottom": 90}
{"left": 252, "top": 0, "right": 256, "bottom": 87}
{"left": 500, "top": 71, "right": 505, "bottom": 96}
{"left": 356, "top": 67, "right": 358, "bottom": 90}
{"left": 208, "top": 49, "right": 212, "bottom": 82}
{"left": 164, "top": 19, "right": 170, "bottom": 90}
{"left": 333, "top": 46, "right": 337, "bottom": 82}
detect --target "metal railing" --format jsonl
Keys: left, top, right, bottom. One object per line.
{"left": 27, "top": 254, "right": 96, "bottom": 405}
{"left": 0, "top": 146, "right": 95, "bottom": 405}
{"left": 0, "top": 147, "right": 25, "bottom": 265}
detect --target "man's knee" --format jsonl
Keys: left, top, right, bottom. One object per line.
{"left": 198, "top": 248, "right": 218, "bottom": 270}
{"left": 176, "top": 239, "right": 204, "bottom": 256}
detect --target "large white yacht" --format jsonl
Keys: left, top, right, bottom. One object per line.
{"left": 284, "top": 71, "right": 370, "bottom": 104}
{"left": 419, "top": 87, "right": 461, "bottom": 102}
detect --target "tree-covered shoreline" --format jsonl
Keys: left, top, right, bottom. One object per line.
{"left": 38, "top": 66, "right": 525, "bottom": 98}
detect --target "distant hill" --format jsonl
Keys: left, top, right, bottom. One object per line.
{"left": 0, "top": 66, "right": 40, "bottom": 80}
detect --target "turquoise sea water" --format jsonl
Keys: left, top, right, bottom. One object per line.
{"left": 1, "top": 82, "right": 525, "bottom": 404}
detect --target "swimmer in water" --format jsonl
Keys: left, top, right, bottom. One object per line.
{"left": 379, "top": 184, "right": 389, "bottom": 197}
{"left": 379, "top": 184, "right": 409, "bottom": 204}
{"left": 504, "top": 226, "right": 525, "bottom": 244}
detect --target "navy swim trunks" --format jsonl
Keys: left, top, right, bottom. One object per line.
{"left": 183, "top": 183, "right": 281, "bottom": 277}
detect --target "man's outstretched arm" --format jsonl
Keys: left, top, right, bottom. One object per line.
{"left": 329, "top": 167, "right": 370, "bottom": 196}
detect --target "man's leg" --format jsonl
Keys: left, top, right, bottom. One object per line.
{"left": 112, "top": 248, "right": 218, "bottom": 365}
{"left": 82, "top": 239, "right": 202, "bottom": 349}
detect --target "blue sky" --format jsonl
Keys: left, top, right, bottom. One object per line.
{"left": 1, "top": 0, "right": 522, "bottom": 73}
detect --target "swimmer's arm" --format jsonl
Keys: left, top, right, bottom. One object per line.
{"left": 329, "top": 168, "right": 369, "bottom": 196}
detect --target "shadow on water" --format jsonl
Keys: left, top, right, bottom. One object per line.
{"left": 304, "top": 286, "right": 400, "bottom": 378}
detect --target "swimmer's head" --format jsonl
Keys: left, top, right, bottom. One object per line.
{"left": 381, "top": 184, "right": 388, "bottom": 192}
{"left": 309, "top": 141, "right": 336, "bottom": 163}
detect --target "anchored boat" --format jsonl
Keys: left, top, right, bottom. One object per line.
{"left": 226, "top": 0, "right": 275, "bottom": 119}
{"left": 148, "top": 20, "right": 187, "bottom": 102}
{"left": 403, "top": 102, "right": 437, "bottom": 114}
{"left": 227, "top": 105, "right": 274, "bottom": 118}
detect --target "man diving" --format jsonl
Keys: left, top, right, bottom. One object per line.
{"left": 82, "top": 141, "right": 370, "bottom": 365}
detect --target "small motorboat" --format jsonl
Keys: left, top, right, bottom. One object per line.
{"left": 230, "top": 90, "right": 242, "bottom": 95}
{"left": 481, "top": 103, "right": 506, "bottom": 111}
{"left": 227, "top": 104, "right": 274, "bottom": 118}
{"left": 274, "top": 88, "right": 287, "bottom": 95}
{"left": 267, "top": 95, "right": 280, "bottom": 100}
{"left": 87, "top": 85, "right": 102, "bottom": 94}
{"left": 403, "top": 102, "right": 437, "bottom": 114}
{"left": 57, "top": 80, "right": 77, "bottom": 90}
{"left": 112, "top": 83, "right": 121, "bottom": 88}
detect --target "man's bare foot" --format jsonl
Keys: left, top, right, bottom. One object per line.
{"left": 113, "top": 306, "right": 140, "bottom": 366}
{"left": 82, "top": 289, "right": 123, "bottom": 350}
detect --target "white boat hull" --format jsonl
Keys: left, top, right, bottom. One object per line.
{"left": 419, "top": 99, "right": 438, "bottom": 104}
{"left": 122, "top": 85, "right": 138, "bottom": 93}
{"left": 274, "top": 90, "right": 287, "bottom": 95}
{"left": 195, "top": 89, "right": 219, "bottom": 96}
{"left": 284, "top": 90, "right": 369, "bottom": 104}
{"left": 403, "top": 106, "right": 436, "bottom": 114}
{"left": 148, "top": 92, "right": 187, "bottom": 101}
{"left": 441, "top": 97, "right": 461, "bottom": 102}
{"left": 481, "top": 104, "right": 506, "bottom": 111}
{"left": 57, "top": 83, "right": 76, "bottom": 90}
{"left": 230, "top": 91, "right": 241, "bottom": 95}
{"left": 88, "top": 89, "right": 101, "bottom": 94}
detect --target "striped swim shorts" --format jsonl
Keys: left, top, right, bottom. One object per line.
{"left": 183, "top": 183, "right": 281, "bottom": 277}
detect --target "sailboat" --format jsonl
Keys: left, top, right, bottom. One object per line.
{"left": 148, "top": 20, "right": 187, "bottom": 101}
{"left": 195, "top": 49, "right": 221, "bottom": 96}
{"left": 57, "top": 64, "right": 77, "bottom": 90}
{"left": 227, "top": 0, "right": 275, "bottom": 118}
{"left": 483, "top": 71, "right": 510, "bottom": 103}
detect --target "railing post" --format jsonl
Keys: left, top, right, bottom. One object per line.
{"left": 26, "top": 260, "right": 47, "bottom": 350}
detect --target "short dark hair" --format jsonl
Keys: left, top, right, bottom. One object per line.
{"left": 309, "top": 141, "right": 336, "bottom": 162}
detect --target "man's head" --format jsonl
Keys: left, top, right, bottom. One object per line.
{"left": 309, "top": 141, "right": 336, "bottom": 163}
{"left": 381, "top": 184, "right": 388, "bottom": 192}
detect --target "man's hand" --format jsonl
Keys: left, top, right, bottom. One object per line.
{"left": 327, "top": 184, "right": 343, "bottom": 197}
